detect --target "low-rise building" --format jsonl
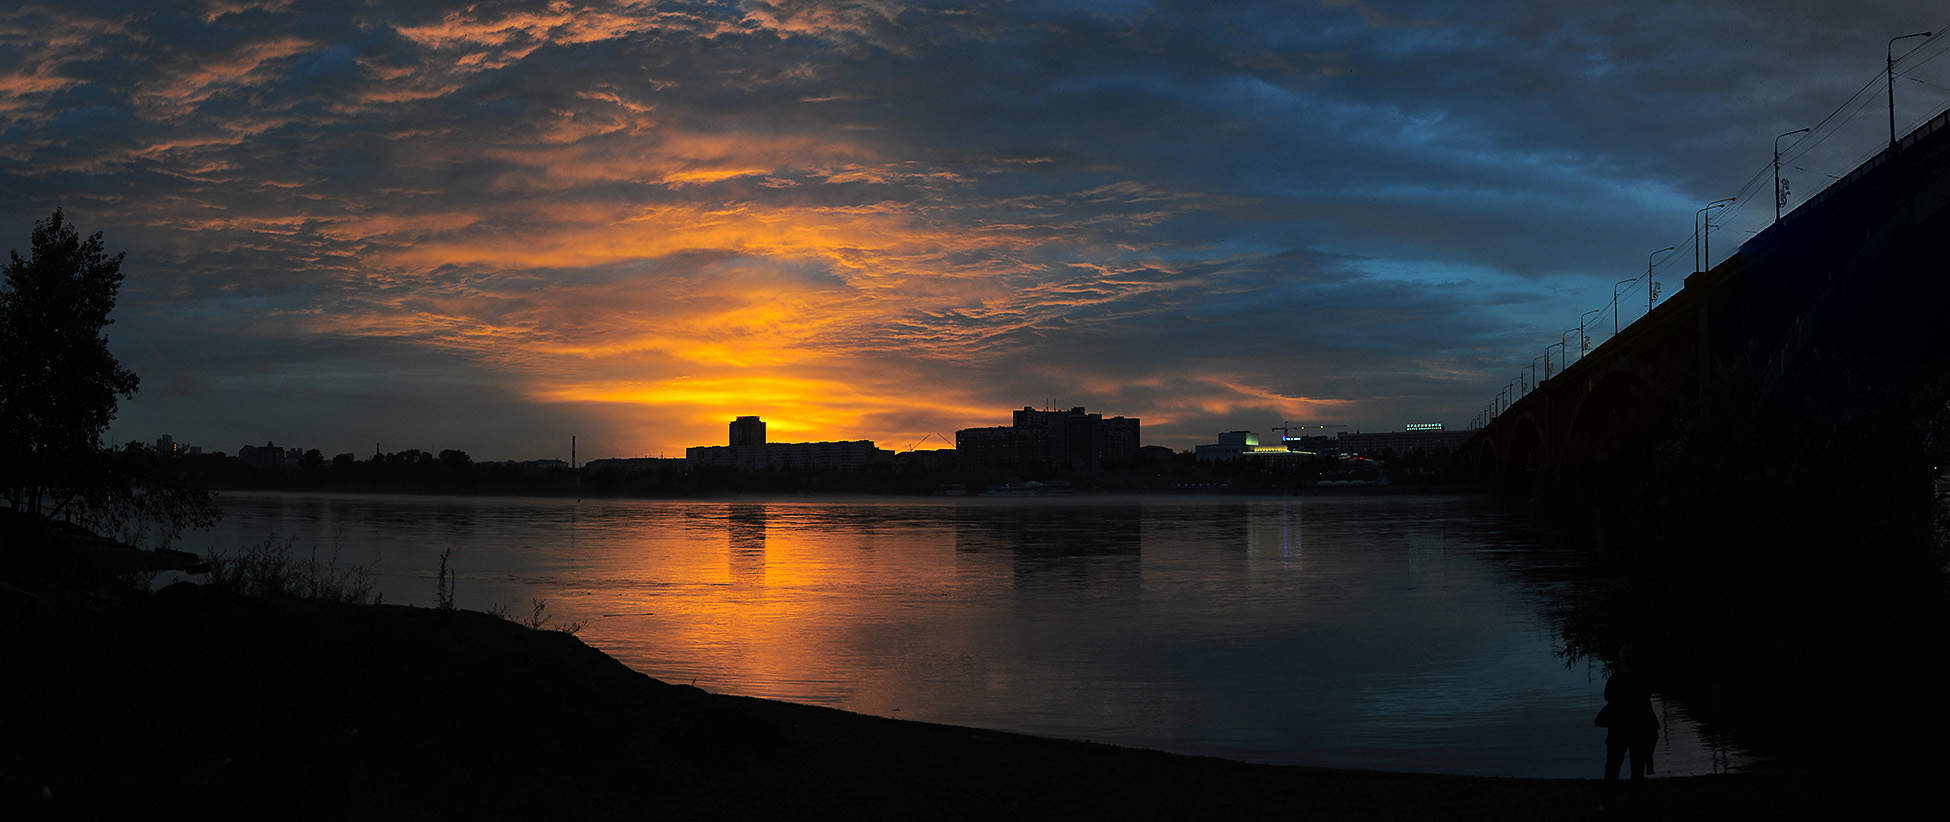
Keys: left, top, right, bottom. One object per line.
{"left": 686, "top": 416, "right": 894, "bottom": 471}
{"left": 1336, "top": 424, "right": 1475, "bottom": 458}
{"left": 1195, "top": 431, "right": 1312, "bottom": 463}
{"left": 584, "top": 457, "right": 687, "bottom": 473}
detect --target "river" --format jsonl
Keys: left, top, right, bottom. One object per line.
{"left": 184, "top": 491, "right": 1751, "bottom": 778}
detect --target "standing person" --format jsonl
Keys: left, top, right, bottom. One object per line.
{"left": 1598, "top": 644, "right": 1659, "bottom": 783}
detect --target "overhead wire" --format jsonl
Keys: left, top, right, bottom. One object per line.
{"left": 1693, "top": 28, "right": 1949, "bottom": 263}
{"left": 1489, "top": 28, "right": 1950, "bottom": 415}
{"left": 1905, "top": 29, "right": 1950, "bottom": 69}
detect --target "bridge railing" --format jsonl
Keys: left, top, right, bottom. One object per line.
{"left": 1477, "top": 105, "right": 1950, "bottom": 435}
{"left": 1771, "top": 107, "right": 1950, "bottom": 239}
{"left": 1898, "top": 107, "right": 1950, "bottom": 153}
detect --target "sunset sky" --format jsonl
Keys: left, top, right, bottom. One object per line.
{"left": 7, "top": 1, "right": 1949, "bottom": 460}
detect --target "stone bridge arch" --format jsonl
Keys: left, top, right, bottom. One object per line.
{"left": 1562, "top": 368, "right": 1670, "bottom": 467}
{"left": 1494, "top": 411, "right": 1551, "bottom": 483}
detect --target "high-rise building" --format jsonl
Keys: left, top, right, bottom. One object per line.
{"left": 957, "top": 406, "right": 1139, "bottom": 470}
{"left": 237, "top": 441, "right": 291, "bottom": 469}
{"left": 729, "top": 415, "right": 766, "bottom": 446}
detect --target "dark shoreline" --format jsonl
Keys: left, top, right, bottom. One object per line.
{"left": 8, "top": 584, "right": 1837, "bottom": 821}
{"left": 0, "top": 515, "right": 1890, "bottom": 820}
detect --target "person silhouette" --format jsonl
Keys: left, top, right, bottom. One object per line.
{"left": 1598, "top": 643, "right": 1659, "bottom": 783}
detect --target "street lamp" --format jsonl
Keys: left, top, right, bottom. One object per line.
{"left": 1696, "top": 198, "right": 1734, "bottom": 271}
{"left": 1890, "top": 32, "right": 1934, "bottom": 147}
{"left": 1544, "top": 343, "right": 1565, "bottom": 378}
{"left": 1614, "top": 277, "right": 1638, "bottom": 335}
{"left": 1647, "top": 246, "right": 1676, "bottom": 314}
{"left": 1580, "top": 308, "right": 1603, "bottom": 356}
{"left": 1775, "top": 128, "right": 1809, "bottom": 222}
{"left": 1562, "top": 328, "right": 1580, "bottom": 368}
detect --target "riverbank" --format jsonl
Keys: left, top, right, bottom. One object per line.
{"left": 0, "top": 523, "right": 1864, "bottom": 820}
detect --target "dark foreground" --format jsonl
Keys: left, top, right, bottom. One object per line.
{"left": 0, "top": 528, "right": 1877, "bottom": 820}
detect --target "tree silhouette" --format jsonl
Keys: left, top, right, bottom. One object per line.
{"left": 1, "top": 209, "right": 140, "bottom": 518}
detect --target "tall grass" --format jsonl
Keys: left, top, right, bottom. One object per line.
{"left": 205, "top": 535, "right": 378, "bottom": 605}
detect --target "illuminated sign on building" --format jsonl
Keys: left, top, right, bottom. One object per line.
{"left": 1405, "top": 423, "right": 1444, "bottom": 431}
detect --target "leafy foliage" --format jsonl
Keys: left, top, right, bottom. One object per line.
{"left": 73, "top": 441, "right": 224, "bottom": 549}
{"left": 1, "top": 209, "right": 219, "bottom": 546}
{"left": 1, "top": 209, "right": 140, "bottom": 517}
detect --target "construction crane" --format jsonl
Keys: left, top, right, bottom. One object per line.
{"left": 903, "top": 433, "right": 953, "bottom": 452}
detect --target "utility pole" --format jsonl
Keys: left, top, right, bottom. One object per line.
{"left": 1890, "top": 32, "right": 1934, "bottom": 147}
{"left": 1613, "top": 278, "right": 1637, "bottom": 335}
{"left": 1695, "top": 198, "right": 1733, "bottom": 271}
{"left": 1775, "top": 128, "right": 1809, "bottom": 222}
{"left": 1647, "top": 247, "right": 1674, "bottom": 314}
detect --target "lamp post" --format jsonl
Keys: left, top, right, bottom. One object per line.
{"left": 1562, "top": 328, "right": 1580, "bottom": 368}
{"left": 1580, "top": 308, "right": 1603, "bottom": 356}
{"left": 1544, "top": 343, "right": 1564, "bottom": 378}
{"left": 1774, "top": 128, "right": 1809, "bottom": 222}
{"left": 1647, "top": 246, "right": 1675, "bottom": 314}
{"left": 1614, "top": 278, "right": 1638, "bottom": 335}
{"left": 1696, "top": 198, "right": 1734, "bottom": 271}
{"left": 1890, "top": 32, "right": 1934, "bottom": 147}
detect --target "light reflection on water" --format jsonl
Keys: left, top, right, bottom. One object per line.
{"left": 189, "top": 491, "right": 1752, "bottom": 778}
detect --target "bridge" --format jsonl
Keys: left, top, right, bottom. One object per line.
{"left": 1462, "top": 107, "right": 1950, "bottom": 484}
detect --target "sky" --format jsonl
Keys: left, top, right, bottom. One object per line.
{"left": 5, "top": 1, "right": 1949, "bottom": 461}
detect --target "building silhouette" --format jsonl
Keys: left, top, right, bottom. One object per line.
{"left": 237, "top": 441, "right": 295, "bottom": 469}
{"left": 729, "top": 415, "right": 765, "bottom": 447}
{"left": 1336, "top": 425, "right": 1473, "bottom": 457}
{"left": 687, "top": 416, "right": 892, "bottom": 471}
{"left": 956, "top": 406, "right": 1140, "bottom": 470}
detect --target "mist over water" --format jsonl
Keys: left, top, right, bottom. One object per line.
{"left": 192, "top": 492, "right": 1751, "bottom": 777}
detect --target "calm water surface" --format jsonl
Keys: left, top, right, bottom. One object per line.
{"left": 189, "top": 492, "right": 1750, "bottom": 778}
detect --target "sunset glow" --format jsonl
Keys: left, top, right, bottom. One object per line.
{"left": 6, "top": 0, "right": 1945, "bottom": 459}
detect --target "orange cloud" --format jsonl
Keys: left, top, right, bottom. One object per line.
{"left": 126, "top": 37, "right": 315, "bottom": 119}
{"left": 395, "top": 1, "right": 734, "bottom": 72}
{"left": 532, "top": 368, "right": 993, "bottom": 457}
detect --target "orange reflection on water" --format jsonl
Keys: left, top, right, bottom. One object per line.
{"left": 577, "top": 503, "right": 1011, "bottom": 713}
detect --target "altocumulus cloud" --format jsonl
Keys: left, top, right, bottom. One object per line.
{"left": 3, "top": 0, "right": 1947, "bottom": 457}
